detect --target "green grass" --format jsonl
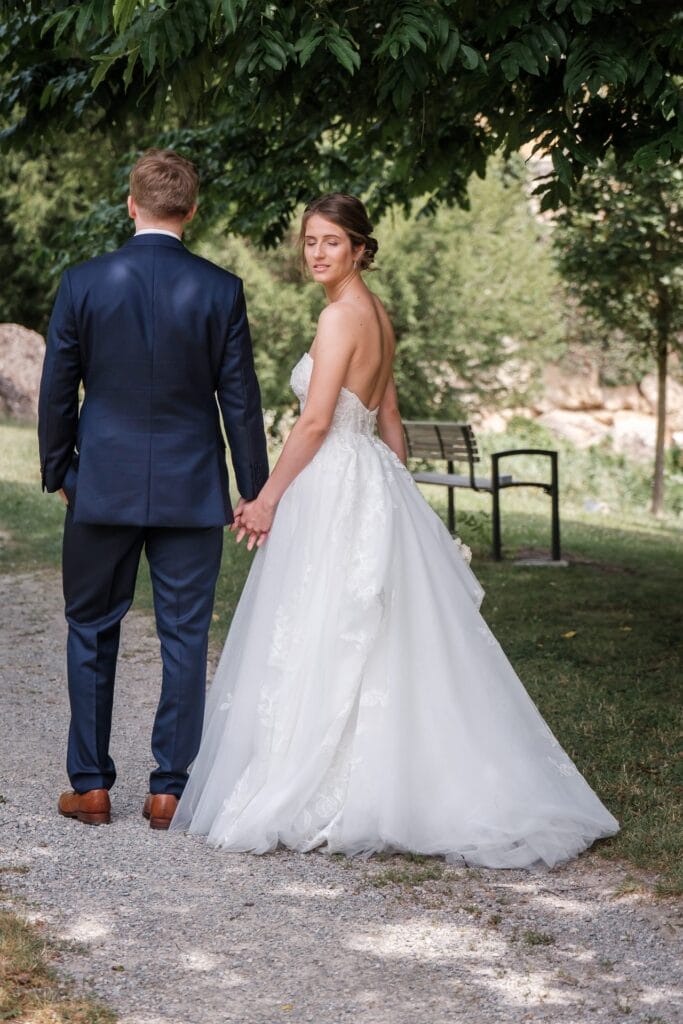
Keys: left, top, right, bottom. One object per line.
{"left": 0, "top": 906, "right": 116, "bottom": 1023}
{"left": 521, "top": 929, "right": 556, "bottom": 947}
{"left": 2, "top": 419, "right": 681, "bottom": 892}
{"left": 370, "top": 863, "right": 446, "bottom": 888}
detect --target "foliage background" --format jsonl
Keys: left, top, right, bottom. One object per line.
{"left": 196, "top": 159, "right": 565, "bottom": 431}
{"left": 2, "top": 0, "right": 681, "bottom": 248}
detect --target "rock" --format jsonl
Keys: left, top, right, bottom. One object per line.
{"left": 611, "top": 411, "right": 658, "bottom": 461}
{"left": 601, "top": 384, "right": 649, "bottom": 414}
{"left": 0, "top": 323, "right": 45, "bottom": 422}
{"left": 639, "top": 373, "right": 683, "bottom": 430}
{"left": 529, "top": 396, "right": 554, "bottom": 415}
{"left": 542, "top": 364, "right": 603, "bottom": 411}
{"left": 535, "top": 410, "right": 611, "bottom": 448}
{"left": 592, "top": 410, "right": 615, "bottom": 426}
{"left": 473, "top": 410, "right": 510, "bottom": 434}
{"left": 507, "top": 406, "right": 535, "bottom": 421}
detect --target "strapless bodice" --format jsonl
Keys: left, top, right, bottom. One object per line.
{"left": 290, "top": 352, "right": 378, "bottom": 437}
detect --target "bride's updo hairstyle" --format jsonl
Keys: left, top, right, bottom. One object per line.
{"left": 299, "top": 193, "right": 379, "bottom": 272}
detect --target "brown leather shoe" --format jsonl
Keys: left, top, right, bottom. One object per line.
{"left": 142, "top": 793, "right": 178, "bottom": 831}
{"left": 58, "top": 788, "right": 111, "bottom": 826}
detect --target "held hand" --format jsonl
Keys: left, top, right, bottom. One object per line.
{"left": 234, "top": 524, "right": 270, "bottom": 551}
{"left": 240, "top": 497, "right": 275, "bottom": 536}
{"left": 58, "top": 488, "right": 68, "bottom": 507}
{"left": 232, "top": 497, "right": 275, "bottom": 550}
{"left": 229, "top": 496, "right": 248, "bottom": 533}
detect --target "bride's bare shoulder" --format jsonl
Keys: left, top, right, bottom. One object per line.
{"left": 317, "top": 299, "right": 368, "bottom": 333}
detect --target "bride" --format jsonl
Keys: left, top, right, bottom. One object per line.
{"left": 171, "top": 193, "right": 618, "bottom": 868}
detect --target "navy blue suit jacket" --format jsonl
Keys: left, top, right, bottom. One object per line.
{"left": 38, "top": 233, "right": 269, "bottom": 527}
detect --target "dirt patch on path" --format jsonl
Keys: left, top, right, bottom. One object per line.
{"left": 1, "top": 571, "right": 681, "bottom": 1024}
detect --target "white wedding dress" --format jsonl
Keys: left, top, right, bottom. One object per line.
{"left": 171, "top": 352, "right": 618, "bottom": 868}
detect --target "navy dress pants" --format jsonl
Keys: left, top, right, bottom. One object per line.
{"left": 62, "top": 510, "right": 223, "bottom": 796}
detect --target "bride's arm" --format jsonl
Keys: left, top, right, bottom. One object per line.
{"left": 377, "top": 374, "right": 407, "bottom": 465}
{"left": 237, "top": 308, "right": 356, "bottom": 538}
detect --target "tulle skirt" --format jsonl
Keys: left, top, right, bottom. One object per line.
{"left": 171, "top": 429, "right": 618, "bottom": 868}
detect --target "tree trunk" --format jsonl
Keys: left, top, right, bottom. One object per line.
{"left": 650, "top": 310, "right": 669, "bottom": 517}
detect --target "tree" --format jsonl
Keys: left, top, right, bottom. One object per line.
{"left": 0, "top": 130, "right": 135, "bottom": 331}
{"left": 199, "top": 160, "right": 564, "bottom": 432}
{"left": 1, "top": 1, "right": 681, "bottom": 249}
{"left": 371, "top": 160, "right": 565, "bottom": 421}
{"left": 553, "top": 158, "right": 683, "bottom": 515}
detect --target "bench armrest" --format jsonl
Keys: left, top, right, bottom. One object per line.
{"left": 491, "top": 449, "right": 559, "bottom": 496}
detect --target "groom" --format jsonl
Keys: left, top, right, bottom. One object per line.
{"left": 38, "top": 149, "right": 269, "bottom": 829}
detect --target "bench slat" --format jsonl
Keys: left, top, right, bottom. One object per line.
{"left": 413, "top": 471, "right": 513, "bottom": 491}
{"left": 401, "top": 419, "right": 561, "bottom": 561}
{"left": 403, "top": 420, "right": 480, "bottom": 462}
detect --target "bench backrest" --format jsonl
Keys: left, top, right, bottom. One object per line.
{"left": 402, "top": 421, "right": 480, "bottom": 465}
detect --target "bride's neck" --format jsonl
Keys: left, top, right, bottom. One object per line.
{"left": 324, "top": 270, "right": 362, "bottom": 303}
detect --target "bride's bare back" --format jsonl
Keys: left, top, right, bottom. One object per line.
{"left": 310, "top": 291, "right": 396, "bottom": 411}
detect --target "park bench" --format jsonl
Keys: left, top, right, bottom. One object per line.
{"left": 401, "top": 420, "right": 561, "bottom": 562}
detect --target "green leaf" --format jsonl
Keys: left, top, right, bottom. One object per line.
{"left": 538, "top": 26, "right": 562, "bottom": 62}
{"left": 512, "top": 43, "right": 540, "bottom": 76}
{"left": 547, "top": 22, "right": 567, "bottom": 51}
{"left": 392, "top": 75, "right": 414, "bottom": 111}
{"left": 643, "top": 61, "right": 663, "bottom": 99}
{"left": 630, "top": 48, "right": 650, "bottom": 86}
{"left": 404, "top": 26, "right": 427, "bottom": 54}
{"left": 113, "top": 0, "right": 138, "bottom": 34}
{"left": 92, "top": 0, "right": 112, "bottom": 34}
{"left": 326, "top": 36, "right": 360, "bottom": 75}
{"left": 264, "top": 34, "right": 288, "bottom": 68}
{"left": 296, "top": 31, "right": 323, "bottom": 67}
{"left": 459, "top": 44, "right": 480, "bottom": 71}
{"left": 140, "top": 32, "right": 157, "bottom": 75}
{"left": 551, "top": 147, "right": 573, "bottom": 186}
{"left": 39, "top": 83, "right": 53, "bottom": 111}
{"left": 40, "top": 11, "right": 66, "bottom": 38}
{"left": 572, "top": 1, "right": 592, "bottom": 25}
{"left": 75, "top": 2, "right": 94, "bottom": 43}
{"left": 123, "top": 46, "right": 140, "bottom": 88}
{"left": 176, "top": 5, "right": 196, "bottom": 52}
{"left": 164, "top": 16, "right": 182, "bottom": 59}
{"left": 438, "top": 28, "right": 460, "bottom": 72}
{"left": 435, "top": 14, "right": 449, "bottom": 47}
{"left": 262, "top": 53, "right": 282, "bottom": 71}
{"left": 54, "top": 8, "right": 78, "bottom": 45}
{"left": 501, "top": 56, "right": 519, "bottom": 81}
{"left": 221, "top": 0, "right": 238, "bottom": 34}
{"left": 91, "top": 54, "right": 121, "bottom": 89}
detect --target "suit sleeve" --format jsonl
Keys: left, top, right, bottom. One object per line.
{"left": 38, "top": 270, "right": 82, "bottom": 492}
{"left": 216, "top": 279, "right": 269, "bottom": 500}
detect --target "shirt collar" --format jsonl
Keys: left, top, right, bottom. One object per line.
{"left": 134, "top": 228, "right": 182, "bottom": 242}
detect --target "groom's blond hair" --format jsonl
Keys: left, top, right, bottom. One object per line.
{"left": 129, "top": 149, "right": 199, "bottom": 218}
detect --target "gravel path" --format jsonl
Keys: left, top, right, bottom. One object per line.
{"left": 1, "top": 570, "right": 681, "bottom": 1024}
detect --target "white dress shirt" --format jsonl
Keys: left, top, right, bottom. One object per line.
{"left": 134, "top": 228, "right": 182, "bottom": 241}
